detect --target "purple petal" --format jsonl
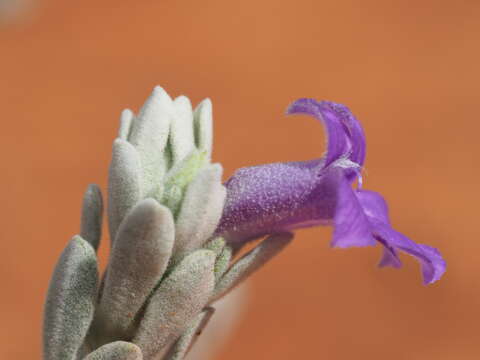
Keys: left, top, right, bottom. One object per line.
{"left": 326, "top": 102, "right": 366, "bottom": 166}
{"left": 377, "top": 245, "right": 402, "bottom": 268}
{"left": 355, "top": 190, "right": 390, "bottom": 225}
{"left": 373, "top": 222, "right": 446, "bottom": 284}
{"left": 286, "top": 99, "right": 367, "bottom": 169}
{"left": 287, "top": 99, "right": 350, "bottom": 168}
{"left": 356, "top": 191, "right": 446, "bottom": 284}
{"left": 330, "top": 170, "right": 376, "bottom": 247}
{"left": 414, "top": 244, "right": 446, "bottom": 284}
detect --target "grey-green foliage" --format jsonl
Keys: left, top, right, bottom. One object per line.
{"left": 93, "top": 199, "right": 175, "bottom": 344}
{"left": 173, "top": 163, "right": 226, "bottom": 258}
{"left": 83, "top": 342, "right": 142, "bottom": 360}
{"left": 161, "top": 149, "right": 208, "bottom": 216}
{"left": 43, "top": 236, "right": 98, "bottom": 360}
{"left": 43, "top": 87, "right": 293, "bottom": 360}
{"left": 212, "top": 233, "right": 293, "bottom": 301}
{"left": 164, "top": 307, "right": 215, "bottom": 360}
{"left": 133, "top": 250, "right": 215, "bottom": 359}
{"left": 108, "top": 138, "right": 143, "bottom": 244}
{"left": 128, "top": 87, "right": 172, "bottom": 197}
{"left": 214, "top": 244, "right": 232, "bottom": 281}
{"left": 81, "top": 184, "right": 103, "bottom": 251}
{"left": 170, "top": 96, "right": 196, "bottom": 164}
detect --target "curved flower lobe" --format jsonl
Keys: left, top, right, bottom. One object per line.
{"left": 356, "top": 190, "right": 446, "bottom": 284}
{"left": 286, "top": 99, "right": 366, "bottom": 169}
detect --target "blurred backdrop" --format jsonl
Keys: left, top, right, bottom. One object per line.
{"left": 1, "top": 0, "right": 479, "bottom": 358}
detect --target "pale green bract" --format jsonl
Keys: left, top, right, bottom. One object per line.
{"left": 42, "top": 86, "right": 293, "bottom": 360}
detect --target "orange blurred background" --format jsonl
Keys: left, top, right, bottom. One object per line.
{"left": 1, "top": 0, "right": 479, "bottom": 358}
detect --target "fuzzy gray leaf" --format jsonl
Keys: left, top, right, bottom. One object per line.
{"left": 43, "top": 235, "right": 98, "bottom": 360}
{"left": 174, "top": 164, "right": 226, "bottom": 258}
{"left": 214, "top": 245, "right": 232, "bottom": 282}
{"left": 170, "top": 96, "right": 195, "bottom": 165}
{"left": 133, "top": 250, "right": 215, "bottom": 360}
{"left": 164, "top": 307, "right": 215, "bottom": 360}
{"left": 212, "top": 233, "right": 293, "bottom": 301}
{"left": 161, "top": 149, "right": 207, "bottom": 216}
{"left": 204, "top": 238, "right": 231, "bottom": 282}
{"left": 95, "top": 199, "right": 175, "bottom": 341}
{"left": 193, "top": 98, "right": 212, "bottom": 159}
{"left": 108, "top": 138, "right": 143, "bottom": 244}
{"left": 128, "top": 86, "right": 173, "bottom": 196}
{"left": 80, "top": 184, "right": 103, "bottom": 251}
{"left": 118, "top": 109, "right": 134, "bottom": 140}
{"left": 203, "top": 237, "right": 225, "bottom": 256}
{"left": 83, "top": 341, "right": 142, "bottom": 360}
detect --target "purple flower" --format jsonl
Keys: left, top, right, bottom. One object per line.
{"left": 216, "top": 98, "right": 445, "bottom": 284}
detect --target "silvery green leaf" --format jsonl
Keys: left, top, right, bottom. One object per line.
{"left": 161, "top": 149, "right": 208, "bottom": 215}
{"left": 43, "top": 235, "right": 98, "bottom": 360}
{"left": 187, "top": 285, "right": 249, "bottom": 360}
{"left": 203, "top": 237, "right": 231, "bottom": 282}
{"left": 161, "top": 184, "right": 182, "bottom": 216}
{"left": 133, "top": 250, "right": 215, "bottom": 360}
{"left": 80, "top": 184, "right": 103, "bottom": 251}
{"left": 108, "top": 138, "right": 143, "bottom": 244}
{"left": 212, "top": 233, "right": 293, "bottom": 301}
{"left": 95, "top": 199, "right": 175, "bottom": 340}
{"left": 164, "top": 307, "right": 215, "bottom": 360}
{"left": 214, "top": 245, "right": 232, "bottom": 282}
{"left": 170, "top": 96, "right": 195, "bottom": 164}
{"left": 203, "top": 237, "right": 225, "bottom": 256}
{"left": 118, "top": 109, "right": 134, "bottom": 140}
{"left": 83, "top": 341, "right": 142, "bottom": 360}
{"left": 193, "top": 98, "right": 213, "bottom": 159}
{"left": 128, "top": 86, "right": 173, "bottom": 196}
{"left": 174, "top": 164, "right": 226, "bottom": 257}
